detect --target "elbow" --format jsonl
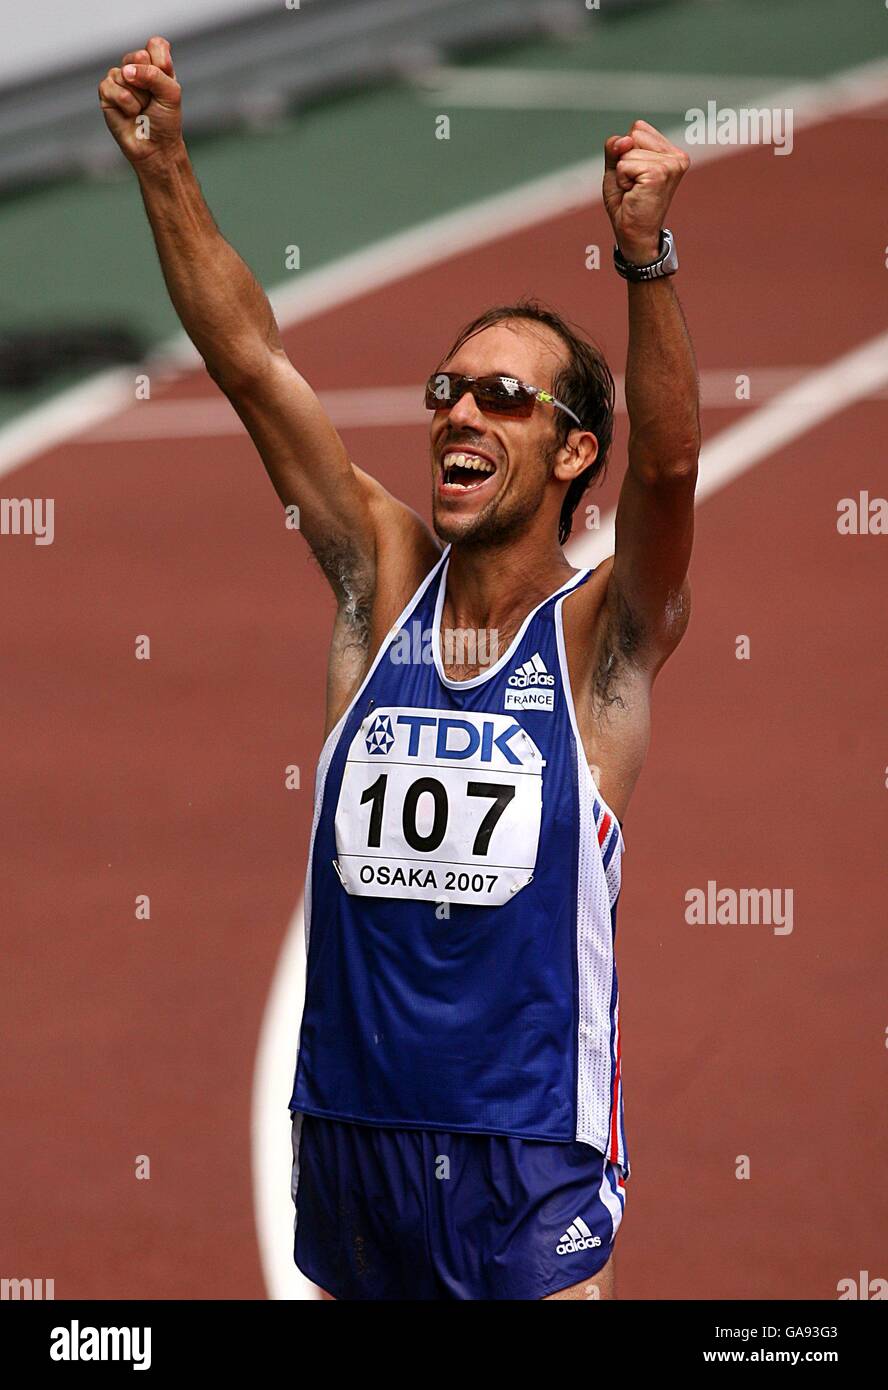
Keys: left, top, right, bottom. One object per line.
{"left": 629, "top": 437, "right": 699, "bottom": 487}
{"left": 669, "top": 447, "right": 700, "bottom": 483}
{"left": 205, "top": 342, "right": 277, "bottom": 398}
{"left": 205, "top": 358, "right": 254, "bottom": 398}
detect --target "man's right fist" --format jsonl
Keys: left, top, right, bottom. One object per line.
{"left": 98, "top": 35, "right": 182, "bottom": 166}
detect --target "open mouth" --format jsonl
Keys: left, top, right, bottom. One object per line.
{"left": 440, "top": 449, "right": 498, "bottom": 492}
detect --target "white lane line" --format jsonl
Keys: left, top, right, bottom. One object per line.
{"left": 411, "top": 67, "right": 785, "bottom": 110}
{"left": 3, "top": 55, "right": 888, "bottom": 485}
{"left": 72, "top": 368, "right": 888, "bottom": 441}
{"left": 569, "top": 326, "right": 888, "bottom": 571}
{"left": 253, "top": 324, "right": 888, "bottom": 1300}
{"left": 75, "top": 387, "right": 425, "bottom": 440}
{"left": 0, "top": 367, "right": 143, "bottom": 483}
{"left": 250, "top": 893, "right": 318, "bottom": 1302}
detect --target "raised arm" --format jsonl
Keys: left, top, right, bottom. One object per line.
{"left": 603, "top": 121, "right": 700, "bottom": 669}
{"left": 98, "top": 36, "right": 437, "bottom": 625}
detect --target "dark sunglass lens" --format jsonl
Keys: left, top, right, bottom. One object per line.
{"left": 425, "top": 373, "right": 460, "bottom": 408}
{"left": 423, "top": 373, "right": 535, "bottom": 415}
{"left": 476, "top": 376, "right": 534, "bottom": 415}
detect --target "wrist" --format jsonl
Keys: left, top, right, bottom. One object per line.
{"left": 134, "top": 139, "right": 190, "bottom": 183}
{"left": 616, "top": 236, "right": 661, "bottom": 266}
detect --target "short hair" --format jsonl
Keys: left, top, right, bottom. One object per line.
{"left": 438, "top": 299, "right": 615, "bottom": 544}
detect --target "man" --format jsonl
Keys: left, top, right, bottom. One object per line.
{"left": 100, "top": 36, "right": 698, "bottom": 1301}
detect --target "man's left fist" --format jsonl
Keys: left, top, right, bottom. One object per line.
{"left": 603, "top": 120, "right": 690, "bottom": 265}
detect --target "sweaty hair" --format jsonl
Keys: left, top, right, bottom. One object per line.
{"left": 438, "top": 300, "right": 615, "bottom": 545}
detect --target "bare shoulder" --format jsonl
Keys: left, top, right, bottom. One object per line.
{"left": 560, "top": 557, "right": 691, "bottom": 820}
{"left": 561, "top": 557, "right": 611, "bottom": 684}
{"left": 564, "top": 556, "right": 692, "bottom": 691}
{"left": 354, "top": 466, "right": 443, "bottom": 637}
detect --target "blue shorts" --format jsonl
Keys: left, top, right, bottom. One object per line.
{"left": 290, "top": 1112, "right": 626, "bottom": 1301}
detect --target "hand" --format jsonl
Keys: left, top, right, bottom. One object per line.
{"left": 603, "top": 120, "right": 690, "bottom": 266}
{"left": 98, "top": 36, "right": 182, "bottom": 167}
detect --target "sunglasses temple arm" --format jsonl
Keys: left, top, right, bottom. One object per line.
{"left": 551, "top": 397, "right": 583, "bottom": 428}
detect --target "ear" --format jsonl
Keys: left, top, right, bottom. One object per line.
{"left": 552, "top": 429, "right": 599, "bottom": 482}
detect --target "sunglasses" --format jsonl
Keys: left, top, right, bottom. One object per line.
{"left": 424, "top": 372, "right": 582, "bottom": 427}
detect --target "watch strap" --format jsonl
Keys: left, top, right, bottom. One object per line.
{"left": 613, "top": 228, "right": 678, "bottom": 282}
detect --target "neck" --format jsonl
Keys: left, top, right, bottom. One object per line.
{"left": 443, "top": 534, "right": 577, "bottom": 632}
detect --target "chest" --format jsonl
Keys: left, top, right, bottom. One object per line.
{"left": 437, "top": 619, "right": 523, "bottom": 683}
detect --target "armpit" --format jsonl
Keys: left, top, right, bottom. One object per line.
{"left": 591, "top": 588, "right": 645, "bottom": 708}
{"left": 311, "top": 535, "right": 374, "bottom": 651}
{"left": 595, "top": 575, "right": 691, "bottom": 700}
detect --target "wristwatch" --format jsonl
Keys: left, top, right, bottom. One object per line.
{"left": 613, "top": 228, "right": 678, "bottom": 282}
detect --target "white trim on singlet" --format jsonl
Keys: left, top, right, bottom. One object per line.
{"left": 553, "top": 590, "right": 628, "bottom": 1173}
{"left": 289, "top": 1108, "right": 304, "bottom": 1238}
{"left": 552, "top": 588, "right": 625, "bottom": 852}
{"left": 598, "top": 1160, "right": 625, "bottom": 1243}
{"left": 431, "top": 550, "right": 590, "bottom": 690}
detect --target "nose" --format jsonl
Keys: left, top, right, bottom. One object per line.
{"left": 446, "top": 388, "right": 486, "bottom": 428}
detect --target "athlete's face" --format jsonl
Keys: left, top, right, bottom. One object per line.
{"left": 429, "top": 321, "right": 572, "bottom": 547}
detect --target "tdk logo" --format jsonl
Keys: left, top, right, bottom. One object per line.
{"left": 362, "top": 708, "right": 542, "bottom": 770}
{"left": 398, "top": 713, "right": 524, "bottom": 764}
{"left": 556, "top": 1218, "right": 601, "bottom": 1256}
{"left": 505, "top": 652, "right": 555, "bottom": 712}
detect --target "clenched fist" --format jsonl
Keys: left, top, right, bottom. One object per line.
{"left": 603, "top": 120, "right": 690, "bottom": 266}
{"left": 98, "top": 35, "right": 182, "bottom": 166}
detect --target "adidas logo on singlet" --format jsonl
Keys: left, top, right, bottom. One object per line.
{"left": 556, "top": 1217, "right": 602, "bottom": 1256}
{"left": 504, "top": 651, "right": 556, "bottom": 712}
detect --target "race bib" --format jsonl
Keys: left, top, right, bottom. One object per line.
{"left": 334, "top": 705, "right": 545, "bottom": 907}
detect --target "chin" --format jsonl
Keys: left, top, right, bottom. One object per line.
{"left": 432, "top": 501, "right": 528, "bottom": 550}
{"left": 433, "top": 503, "right": 493, "bottom": 547}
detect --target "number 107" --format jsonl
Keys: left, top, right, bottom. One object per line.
{"left": 360, "top": 774, "right": 515, "bottom": 855}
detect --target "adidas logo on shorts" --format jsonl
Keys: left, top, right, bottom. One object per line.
{"left": 504, "top": 651, "right": 556, "bottom": 711}
{"left": 556, "top": 1217, "right": 601, "bottom": 1256}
